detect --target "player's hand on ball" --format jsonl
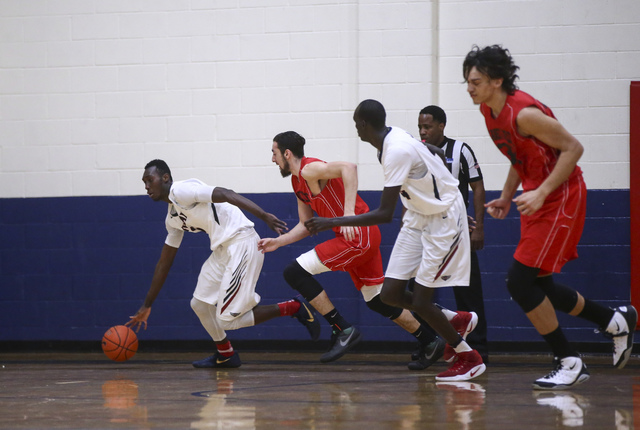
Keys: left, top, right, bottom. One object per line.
{"left": 126, "top": 306, "right": 151, "bottom": 333}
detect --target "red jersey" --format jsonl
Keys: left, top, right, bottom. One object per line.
{"left": 481, "top": 90, "right": 587, "bottom": 273}
{"left": 292, "top": 157, "right": 370, "bottom": 234}
{"left": 480, "top": 90, "right": 583, "bottom": 200}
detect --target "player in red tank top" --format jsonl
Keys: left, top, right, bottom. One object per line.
{"left": 464, "top": 45, "right": 636, "bottom": 390}
{"left": 258, "top": 131, "right": 447, "bottom": 367}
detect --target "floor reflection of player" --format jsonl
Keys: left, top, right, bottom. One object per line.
{"left": 436, "top": 381, "right": 486, "bottom": 430}
{"left": 101, "top": 379, "right": 148, "bottom": 424}
{"left": 533, "top": 391, "right": 588, "bottom": 427}
{"left": 192, "top": 373, "right": 256, "bottom": 430}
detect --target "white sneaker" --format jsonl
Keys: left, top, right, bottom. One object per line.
{"left": 532, "top": 356, "right": 590, "bottom": 390}
{"left": 604, "top": 306, "right": 637, "bottom": 369}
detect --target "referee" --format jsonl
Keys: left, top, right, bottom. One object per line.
{"left": 418, "top": 105, "right": 489, "bottom": 362}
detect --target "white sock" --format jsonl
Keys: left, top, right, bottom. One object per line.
{"left": 454, "top": 340, "right": 472, "bottom": 354}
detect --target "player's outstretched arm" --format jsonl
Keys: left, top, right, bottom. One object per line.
{"left": 258, "top": 200, "right": 313, "bottom": 253}
{"left": 212, "top": 186, "right": 287, "bottom": 235}
{"left": 127, "top": 244, "right": 178, "bottom": 332}
{"left": 305, "top": 185, "right": 401, "bottom": 234}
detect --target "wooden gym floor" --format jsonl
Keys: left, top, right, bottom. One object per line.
{"left": 0, "top": 351, "right": 637, "bottom": 429}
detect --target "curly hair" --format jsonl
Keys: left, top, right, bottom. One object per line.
{"left": 463, "top": 45, "right": 520, "bottom": 94}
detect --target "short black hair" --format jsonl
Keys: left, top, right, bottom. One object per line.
{"left": 419, "top": 105, "right": 447, "bottom": 125}
{"left": 273, "top": 131, "right": 305, "bottom": 158}
{"left": 355, "top": 99, "right": 386, "bottom": 130}
{"left": 144, "top": 159, "right": 172, "bottom": 180}
{"left": 463, "top": 44, "right": 520, "bottom": 94}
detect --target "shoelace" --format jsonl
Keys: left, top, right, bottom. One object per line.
{"left": 541, "top": 359, "right": 563, "bottom": 379}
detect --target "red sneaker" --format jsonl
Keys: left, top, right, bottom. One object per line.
{"left": 436, "top": 350, "right": 486, "bottom": 382}
{"left": 443, "top": 311, "right": 479, "bottom": 362}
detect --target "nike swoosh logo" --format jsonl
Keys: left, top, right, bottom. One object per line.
{"left": 568, "top": 363, "right": 576, "bottom": 370}
{"left": 339, "top": 331, "right": 355, "bottom": 347}
{"left": 216, "top": 356, "right": 232, "bottom": 364}
{"left": 425, "top": 347, "right": 438, "bottom": 360}
{"left": 470, "top": 368, "right": 480, "bottom": 377}
{"left": 302, "top": 305, "right": 315, "bottom": 323}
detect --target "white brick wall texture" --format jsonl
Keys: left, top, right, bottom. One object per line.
{"left": 0, "top": 0, "right": 637, "bottom": 197}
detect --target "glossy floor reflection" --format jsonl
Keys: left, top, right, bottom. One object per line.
{"left": 0, "top": 351, "right": 636, "bottom": 429}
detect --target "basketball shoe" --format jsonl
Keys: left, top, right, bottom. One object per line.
{"left": 598, "top": 305, "right": 637, "bottom": 369}
{"left": 408, "top": 337, "right": 446, "bottom": 370}
{"left": 291, "top": 296, "right": 321, "bottom": 341}
{"left": 192, "top": 351, "right": 242, "bottom": 369}
{"left": 320, "top": 326, "right": 362, "bottom": 363}
{"left": 532, "top": 356, "right": 590, "bottom": 390}
{"left": 443, "top": 311, "right": 479, "bottom": 363}
{"left": 436, "top": 349, "right": 485, "bottom": 382}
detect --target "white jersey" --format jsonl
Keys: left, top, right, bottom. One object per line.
{"left": 164, "top": 179, "right": 255, "bottom": 251}
{"left": 380, "top": 127, "right": 460, "bottom": 215}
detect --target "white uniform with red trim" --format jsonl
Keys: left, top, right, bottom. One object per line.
{"left": 380, "top": 127, "right": 471, "bottom": 288}
{"left": 164, "top": 178, "right": 262, "bottom": 321}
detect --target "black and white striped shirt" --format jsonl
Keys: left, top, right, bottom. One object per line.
{"left": 439, "top": 137, "right": 483, "bottom": 209}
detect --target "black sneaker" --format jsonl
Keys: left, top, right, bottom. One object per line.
{"left": 192, "top": 352, "right": 242, "bottom": 369}
{"left": 320, "top": 327, "right": 362, "bottom": 363}
{"left": 292, "top": 296, "right": 321, "bottom": 341}
{"left": 408, "top": 337, "right": 446, "bottom": 370}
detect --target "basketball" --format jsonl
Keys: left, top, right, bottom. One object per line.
{"left": 102, "top": 325, "right": 138, "bottom": 362}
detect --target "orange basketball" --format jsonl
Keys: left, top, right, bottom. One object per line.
{"left": 102, "top": 325, "right": 138, "bottom": 362}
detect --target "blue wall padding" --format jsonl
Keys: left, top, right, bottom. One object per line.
{"left": 0, "top": 190, "right": 629, "bottom": 344}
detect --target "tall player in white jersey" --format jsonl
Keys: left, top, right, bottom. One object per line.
{"left": 305, "top": 100, "right": 486, "bottom": 382}
{"left": 127, "top": 159, "right": 321, "bottom": 368}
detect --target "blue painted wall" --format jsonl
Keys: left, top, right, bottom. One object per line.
{"left": 0, "top": 190, "right": 630, "bottom": 347}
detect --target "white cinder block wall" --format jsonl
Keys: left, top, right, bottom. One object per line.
{"left": 0, "top": 0, "right": 638, "bottom": 198}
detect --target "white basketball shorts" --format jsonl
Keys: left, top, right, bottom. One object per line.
{"left": 193, "top": 230, "right": 262, "bottom": 321}
{"left": 385, "top": 194, "right": 470, "bottom": 288}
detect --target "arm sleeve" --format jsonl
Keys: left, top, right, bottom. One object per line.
{"left": 164, "top": 220, "right": 184, "bottom": 249}
{"left": 171, "top": 181, "right": 215, "bottom": 205}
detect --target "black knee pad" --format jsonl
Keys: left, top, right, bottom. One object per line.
{"left": 535, "top": 276, "right": 578, "bottom": 314}
{"left": 506, "top": 261, "right": 546, "bottom": 313}
{"left": 366, "top": 294, "right": 403, "bottom": 320}
{"left": 282, "top": 260, "right": 324, "bottom": 302}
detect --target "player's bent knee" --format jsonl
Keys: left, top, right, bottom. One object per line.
{"left": 536, "top": 277, "right": 578, "bottom": 314}
{"left": 379, "top": 286, "right": 402, "bottom": 308}
{"left": 365, "top": 294, "right": 403, "bottom": 320}
{"left": 506, "top": 264, "right": 546, "bottom": 313}
{"left": 190, "top": 297, "right": 209, "bottom": 317}
{"left": 283, "top": 260, "right": 324, "bottom": 301}
{"left": 217, "top": 311, "right": 254, "bottom": 331}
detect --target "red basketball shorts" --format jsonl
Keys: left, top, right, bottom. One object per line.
{"left": 315, "top": 225, "right": 385, "bottom": 290}
{"left": 514, "top": 175, "right": 587, "bottom": 274}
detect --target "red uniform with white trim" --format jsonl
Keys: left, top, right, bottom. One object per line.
{"left": 480, "top": 90, "right": 587, "bottom": 274}
{"left": 292, "top": 157, "right": 384, "bottom": 289}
